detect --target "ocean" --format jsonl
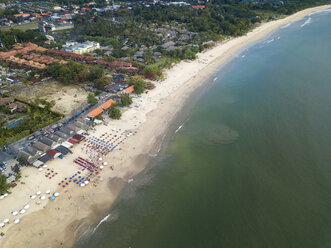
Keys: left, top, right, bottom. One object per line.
{"left": 75, "top": 10, "right": 331, "bottom": 248}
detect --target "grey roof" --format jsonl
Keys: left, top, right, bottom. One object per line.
{"left": 66, "top": 124, "right": 80, "bottom": 132}
{"left": 55, "top": 145, "right": 72, "bottom": 155}
{"left": 23, "top": 146, "right": 40, "bottom": 156}
{"left": 54, "top": 131, "right": 69, "bottom": 139}
{"left": 32, "top": 141, "right": 50, "bottom": 152}
{"left": 39, "top": 136, "right": 56, "bottom": 147}
{"left": 61, "top": 127, "right": 74, "bottom": 136}
{"left": 18, "top": 150, "right": 32, "bottom": 160}
{"left": 48, "top": 134, "right": 63, "bottom": 142}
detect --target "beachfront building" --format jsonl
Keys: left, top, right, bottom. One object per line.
{"left": 32, "top": 141, "right": 51, "bottom": 153}
{"left": 39, "top": 136, "right": 57, "bottom": 148}
{"left": 63, "top": 41, "right": 100, "bottom": 55}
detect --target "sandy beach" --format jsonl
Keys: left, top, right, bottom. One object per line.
{"left": 0, "top": 4, "right": 330, "bottom": 248}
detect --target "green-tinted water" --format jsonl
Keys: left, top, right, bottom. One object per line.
{"left": 76, "top": 11, "right": 331, "bottom": 248}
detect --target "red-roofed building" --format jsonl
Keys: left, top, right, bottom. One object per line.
{"left": 68, "top": 138, "right": 79, "bottom": 144}
{"left": 47, "top": 149, "right": 62, "bottom": 158}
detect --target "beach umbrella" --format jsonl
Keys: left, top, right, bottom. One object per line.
{"left": 0, "top": 195, "right": 4, "bottom": 199}
{"left": 14, "top": 219, "right": 20, "bottom": 224}
{"left": 3, "top": 218, "right": 9, "bottom": 223}
{"left": 4, "top": 193, "right": 8, "bottom": 197}
{"left": 20, "top": 209, "right": 26, "bottom": 214}
{"left": 12, "top": 211, "right": 18, "bottom": 216}
{"left": 49, "top": 196, "right": 55, "bottom": 200}
{"left": 30, "top": 195, "right": 36, "bottom": 199}
{"left": 45, "top": 190, "right": 51, "bottom": 194}
{"left": 36, "top": 191, "right": 41, "bottom": 195}
{"left": 0, "top": 223, "right": 4, "bottom": 227}
{"left": 54, "top": 192, "right": 59, "bottom": 197}
{"left": 24, "top": 204, "right": 30, "bottom": 210}
{"left": 40, "top": 196, "right": 46, "bottom": 200}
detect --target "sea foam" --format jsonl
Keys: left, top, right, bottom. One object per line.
{"left": 301, "top": 17, "right": 312, "bottom": 27}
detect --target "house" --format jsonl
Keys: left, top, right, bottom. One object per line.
{"left": 39, "top": 136, "right": 57, "bottom": 147}
{"left": 48, "top": 134, "right": 64, "bottom": 143}
{"left": 87, "top": 107, "right": 104, "bottom": 119}
{"left": 54, "top": 131, "right": 69, "bottom": 139}
{"left": 192, "top": 5, "right": 205, "bottom": 10}
{"left": 23, "top": 146, "right": 42, "bottom": 157}
{"left": 124, "top": 85, "right": 135, "bottom": 94}
{"left": 0, "top": 97, "right": 14, "bottom": 106}
{"left": 65, "top": 124, "right": 80, "bottom": 132}
{"left": 101, "top": 99, "right": 115, "bottom": 110}
{"left": 53, "top": 6, "right": 62, "bottom": 11}
{"left": 46, "top": 149, "right": 62, "bottom": 159}
{"left": 7, "top": 101, "right": 26, "bottom": 113}
{"left": 61, "top": 127, "right": 75, "bottom": 136}
{"left": 38, "top": 154, "right": 52, "bottom": 163}
{"left": 18, "top": 150, "right": 38, "bottom": 164}
{"left": 72, "top": 134, "right": 85, "bottom": 142}
{"left": 32, "top": 141, "right": 50, "bottom": 153}
{"left": 54, "top": 145, "right": 72, "bottom": 155}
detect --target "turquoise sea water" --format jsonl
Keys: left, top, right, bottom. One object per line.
{"left": 75, "top": 10, "right": 331, "bottom": 248}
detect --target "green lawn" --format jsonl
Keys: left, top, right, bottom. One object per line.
{"left": 0, "top": 22, "right": 38, "bottom": 31}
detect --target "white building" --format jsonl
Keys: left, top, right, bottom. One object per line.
{"left": 63, "top": 41, "right": 100, "bottom": 55}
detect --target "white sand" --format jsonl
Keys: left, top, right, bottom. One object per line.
{"left": 0, "top": 5, "right": 330, "bottom": 248}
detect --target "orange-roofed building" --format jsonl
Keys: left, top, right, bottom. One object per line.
{"left": 101, "top": 99, "right": 115, "bottom": 110}
{"left": 192, "top": 5, "right": 205, "bottom": 9}
{"left": 87, "top": 107, "right": 103, "bottom": 119}
{"left": 124, "top": 85, "right": 135, "bottom": 94}
{"left": 14, "top": 13, "right": 30, "bottom": 18}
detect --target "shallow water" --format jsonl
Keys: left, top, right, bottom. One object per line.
{"left": 75, "top": 10, "right": 331, "bottom": 248}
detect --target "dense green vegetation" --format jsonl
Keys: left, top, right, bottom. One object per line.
{"left": 108, "top": 106, "right": 121, "bottom": 119}
{"left": 134, "top": 81, "right": 145, "bottom": 95}
{"left": 0, "top": 174, "right": 9, "bottom": 194}
{"left": 120, "top": 94, "right": 132, "bottom": 107}
{"left": 87, "top": 93, "right": 97, "bottom": 105}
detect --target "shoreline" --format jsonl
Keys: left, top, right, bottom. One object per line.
{"left": 1, "top": 5, "right": 330, "bottom": 248}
